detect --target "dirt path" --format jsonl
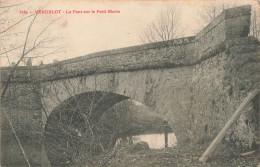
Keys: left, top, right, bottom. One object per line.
{"left": 85, "top": 145, "right": 260, "bottom": 167}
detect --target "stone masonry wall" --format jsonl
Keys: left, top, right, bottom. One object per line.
{"left": 1, "top": 82, "right": 43, "bottom": 166}
{"left": 0, "top": 6, "right": 251, "bottom": 83}
{"left": 190, "top": 36, "right": 259, "bottom": 151}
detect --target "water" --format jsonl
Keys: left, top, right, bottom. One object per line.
{"left": 116, "top": 133, "right": 177, "bottom": 149}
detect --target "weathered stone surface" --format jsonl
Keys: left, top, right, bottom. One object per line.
{"left": 0, "top": 5, "right": 259, "bottom": 166}
{"left": 189, "top": 36, "right": 259, "bottom": 149}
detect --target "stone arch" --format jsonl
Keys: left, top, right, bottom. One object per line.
{"left": 44, "top": 90, "right": 174, "bottom": 165}
{"left": 44, "top": 91, "right": 129, "bottom": 166}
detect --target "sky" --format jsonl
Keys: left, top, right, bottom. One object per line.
{"left": 0, "top": 0, "right": 259, "bottom": 66}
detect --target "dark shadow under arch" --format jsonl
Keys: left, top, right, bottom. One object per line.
{"left": 44, "top": 91, "right": 174, "bottom": 166}
{"left": 44, "top": 91, "right": 129, "bottom": 166}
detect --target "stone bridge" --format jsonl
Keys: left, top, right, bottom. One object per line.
{"left": 1, "top": 5, "right": 259, "bottom": 166}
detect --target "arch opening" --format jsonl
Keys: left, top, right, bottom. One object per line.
{"left": 44, "top": 91, "right": 175, "bottom": 166}
{"left": 111, "top": 99, "right": 176, "bottom": 149}
{"left": 44, "top": 91, "right": 129, "bottom": 166}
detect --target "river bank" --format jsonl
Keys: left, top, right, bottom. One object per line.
{"left": 81, "top": 143, "right": 259, "bottom": 167}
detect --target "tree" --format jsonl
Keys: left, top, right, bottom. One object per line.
{"left": 139, "top": 5, "right": 185, "bottom": 43}
{"left": 198, "top": 1, "right": 237, "bottom": 26}
{"left": 1, "top": 2, "right": 126, "bottom": 166}
{"left": 40, "top": 72, "right": 126, "bottom": 166}
{"left": 0, "top": 1, "right": 65, "bottom": 166}
{"left": 0, "top": 1, "right": 65, "bottom": 67}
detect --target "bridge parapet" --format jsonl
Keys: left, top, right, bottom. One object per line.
{"left": 194, "top": 5, "right": 251, "bottom": 58}
{"left": 0, "top": 35, "right": 195, "bottom": 82}
{"left": 0, "top": 6, "right": 252, "bottom": 83}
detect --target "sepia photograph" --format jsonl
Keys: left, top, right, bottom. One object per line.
{"left": 0, "top": 0, "right": 259, "bottom": 166}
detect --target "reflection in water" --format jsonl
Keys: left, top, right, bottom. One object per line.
{"left": 116, "top": 133, "right": 177, "bottom": 149}
{"left": 132, "top": 133, "right": 177, "bottom": 149}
